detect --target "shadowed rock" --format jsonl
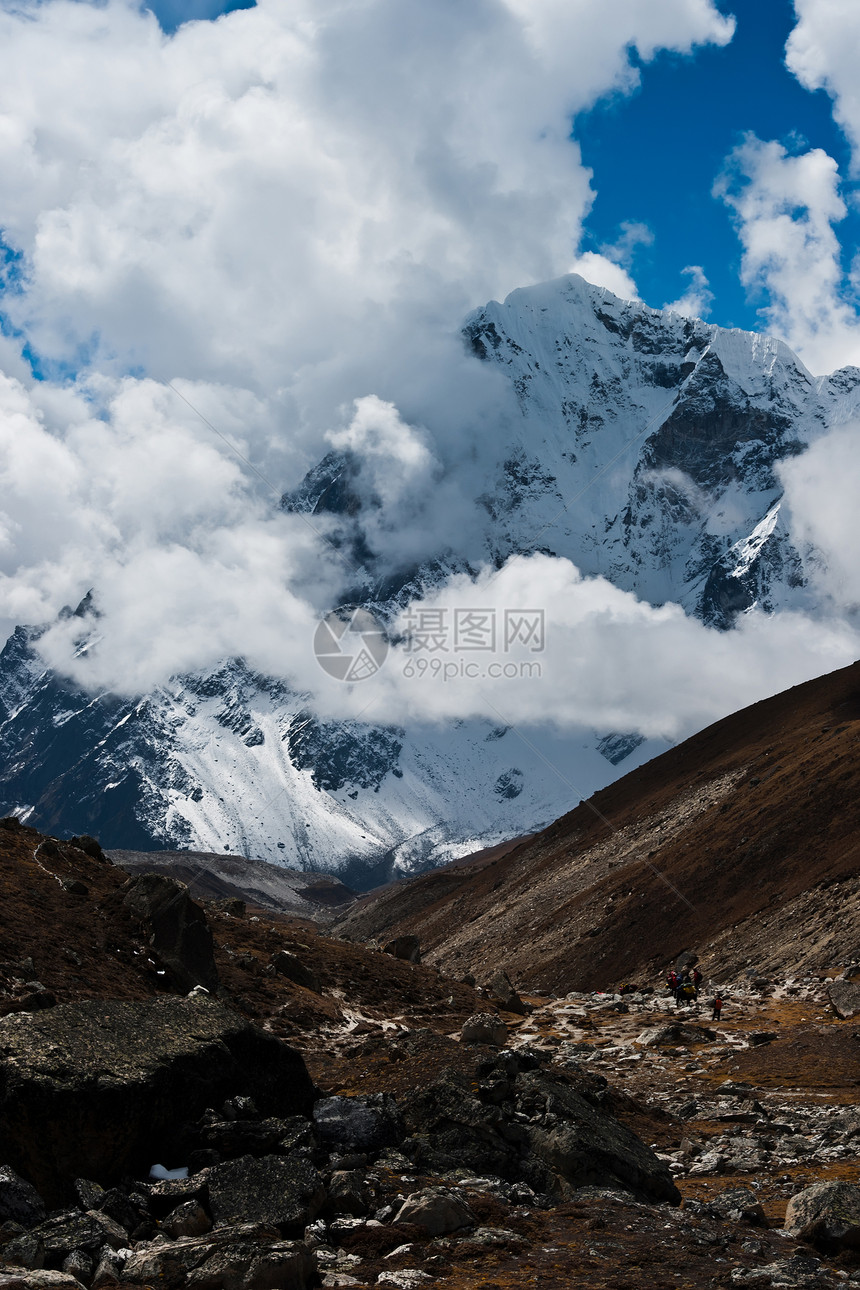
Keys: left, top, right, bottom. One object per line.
{"left": 122, "top": 874, "right": 219, "bottom": 993}
{"left": 827, "top": 981, "right": 860, "bottom": 1020}
{"left": 0, "top": 996, "right": 315, "bottom": 1204}
{"left": 383, "top": 937, "right": 420, "bottom": 964}
{"left": 785, "top": 1181, "right": 860, "bottom": 1253}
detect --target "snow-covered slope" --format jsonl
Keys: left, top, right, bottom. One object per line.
{"left": 2, "top": 275, "right": 859, "bottom": 885}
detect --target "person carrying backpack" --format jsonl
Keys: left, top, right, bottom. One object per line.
{"left": 711, "top": 994, "right": 723, "bottom": 1021}
{"left": 692, "top": 966, "right": 702, "bottom": 997}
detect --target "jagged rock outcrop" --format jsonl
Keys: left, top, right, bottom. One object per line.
{"left": 399, "top": 1052, "right": 679, "bottom": 1205}
{"left": 121, "top": 873, "right": 219, "bottom": 994}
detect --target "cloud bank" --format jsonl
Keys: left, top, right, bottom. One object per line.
{"left": 3, "top": 0, "right": 860, "bottom": 764}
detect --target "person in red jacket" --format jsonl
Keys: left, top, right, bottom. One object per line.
{"left": 711, "top": 994, "right": 723, "bottom": 1021}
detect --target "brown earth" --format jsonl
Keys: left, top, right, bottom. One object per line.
{"left": 3, "top": 660, "right": 860, "bottom": 1286}
{"left": 332, "top": 657, "right": 860, "bottom": 994}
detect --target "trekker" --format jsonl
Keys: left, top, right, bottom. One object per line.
{"left": 667, "top": 970, "right": 678, "bottom": 997}
{"left": 711, "top": 995, "right": 723, "bottom": 1021}
{"left": 692, "top": 966, "right": 702, "bottom": 997}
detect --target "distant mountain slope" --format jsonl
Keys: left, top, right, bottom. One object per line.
{"left": 2, "top": 274, "right": 860, "bottom": 881}
{"left": 333, "top": 658, "right": 860, "bottom": 988}
{"left": 107, "top": 848, "right": 356, "bottom": 919}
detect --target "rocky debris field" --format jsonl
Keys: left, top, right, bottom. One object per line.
{"left": 2, "top": 815, "right": 860, "bottom": 1288}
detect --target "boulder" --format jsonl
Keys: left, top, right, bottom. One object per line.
{"left": 393, "top": 1188, "right": 475, "bottom": 1236}
{"left": 205, "top": 1156, "right": 326, "bottom": 1233}
{"left": 708, "top": 1186, "right": 766, "bottom": 1225}
{"left": 784, "top": 1181, "right": 860, "bottom": 1253}
{"left": 485, "top": 970, "right": 528, "bottom": 1016}
{"left": 400, "top": 1063, "right": 679, "bottom": 1206}
{"left": 271, "top": 953, "right": 321, "bottom": 994}
{"left": 120, "top": 1227, "right": 315, "bottom": 1289}
{"left": 27, "top": 1210, "right": 126, "bottom": 1263}
{"left": 0, "top": 1170, "right": 46, "bottom": 1229}
{"left": 520, "top": 1069, "right": 680, "bottom": 1204}
{"left": 327, "top": 1172, "right": 374, "bottom": 1218}
{"left": 382, "top": 938, "right": 420, "bottom": 964}
{"left": 827, "top": 981, "right": 860, "bottom": 1020}
{"left": 636, "top": 1024, "right": 715, "bottom": 1048}
{"left": 461, "top": 1015, "right": 508, "bottom": 1047}
{"left": 188, "top": 1115, "right": 314, "bottom": 1160}
{"left": 161, "top": 1200, "right": 212, "bottom": 1239}
{"left": 0, "top": 995, "right": 315, "bottom": 1204}
{"left": 2, "top": 1232, "right": 45, "bottom": 1271}
{"left": 0, "top": 1271, "right": 89, "bottom": 1288}
{"left": 313, "top": 1095, "right": 402, "bottom": 1153}
{"left": 66, "top": 836, "right": 106, "bottom": 862}
{"left": 121, "top": 874, "right": 219, "bottom": 993}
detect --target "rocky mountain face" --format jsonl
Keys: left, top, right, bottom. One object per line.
{"left": 2, "top": 804, "right": 860, "bottom": 1287}
{"left": 3, "top": 274, "right": 860, "bottom": 882}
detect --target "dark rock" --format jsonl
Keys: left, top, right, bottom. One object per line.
{"left": 213, "top": 898, "right": 245, "bottom": 918}
{"left": 60, "top": 881, "right": 88, "bottom": 897}
{"left": 60, "top": 1253, "right": 92, "bottom": 1284}
{"left": 461, "top": 1014, "right": 507, "bottom": 1047}
{"left": 637, "top": 1024, "right": 716, "bottom": 1047}
{"left": 183, "top": 1236, "right": 315, "bottom": 1290}
{"left": 144, "top": 1176, "right": 208, "bottom": 1220}
{"left": 72, "top": 1182, "right": 103, "bottom": 1213}
{"left": 382, "top": 937, "right": 421, "bottom": 964}
{"left": 2, "top": 1231, "right": 46, "bottom": 1270}
{"left": 121, "top": 873, "right": 219, "bottom": 993}
{"left": 29, "top": 1209, "right": 127, "bottom": 1262}
{"left": 394, "top": 1188, "right": 475, "bottom": 1236}
{"left": 327, "top": 1171, "right": 373, "bottom": 1217}
{"left": 708, "top": 1186, "right": 766, "bottom": 1225}
{"left": 67, "top": 836, "right": 106, "bottom": 862}
{"left": 827, "top": 981, "right": 860, "bottom": 1020}
{"left": 92, "top": 1246, "right": 124, "bottom": 1288}
{"left": 0, "top": 995, "right": 315, "bottom": 1204}
{"left": 95, "top": 1189, "right": 152, "bottom": 1239}
{"left": 205, "top": 1156, "right": 326, "bottom": 1233}
{"left": 748, "top": 1031, "right": 778, "bottom": 1046}
{"left": 0, "top": 1168, "right": 46, "bottom": 1228}
{"left": 188, "top": 1117, "right": 313, "bottom": 1160}
{"left": 401, "top": 1065, "right": 679, "bottom": 1206}
{"left": 519, "top": 1069, "right": 680, "bottom": 1204}
{"left": 785, "top": 1181, "right": 860, "bottom": 1253}
{"left": 313, "top": 1094, "right": 403, "bottom": 1153}
{"left": 161, "top": 1200, "right": 212, "bottom": 1239}
{"left": 271, "top": 953, "right": 320, "bottom": 994}
{"left": 485, "top": 970, "right": 529, "bottom": 1016}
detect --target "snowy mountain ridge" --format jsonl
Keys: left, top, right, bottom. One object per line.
{"left": 2, "top": 274, "right": 858, "bottom": 886}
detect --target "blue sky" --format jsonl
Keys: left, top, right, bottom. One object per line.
{"left": 576, "top": 0, "right": 860, "bottom": 332}
{"left": 139, "top": 0, "right": 860, "bottom": 345}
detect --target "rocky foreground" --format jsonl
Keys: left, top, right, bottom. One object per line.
{"left": 2, "top": 817, "right": 860, "bottom": 1288}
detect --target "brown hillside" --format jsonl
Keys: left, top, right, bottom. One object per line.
{"left": 332, "top": 658, "right": 860, "bottom": 992}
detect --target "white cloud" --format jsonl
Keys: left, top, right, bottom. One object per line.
{"left": 305, "top": 554, "right": 860, "bottom": 739}
{"left": 663, "top": 264, "right": 713, "bottom": 319}
{"left": 715, "top": 134, "right": 860, "bottom": 372}
{"left": 569, "top": 252, "right": 639, "bottom": 301}
{"left": 778, "top": 420, "right": 860, "bottom": 612}
{"left": 787, "top": 0, "right": 860, "bottom": 170}
{"left": 0, "top": 0, "right": 732, "bottom": 405}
